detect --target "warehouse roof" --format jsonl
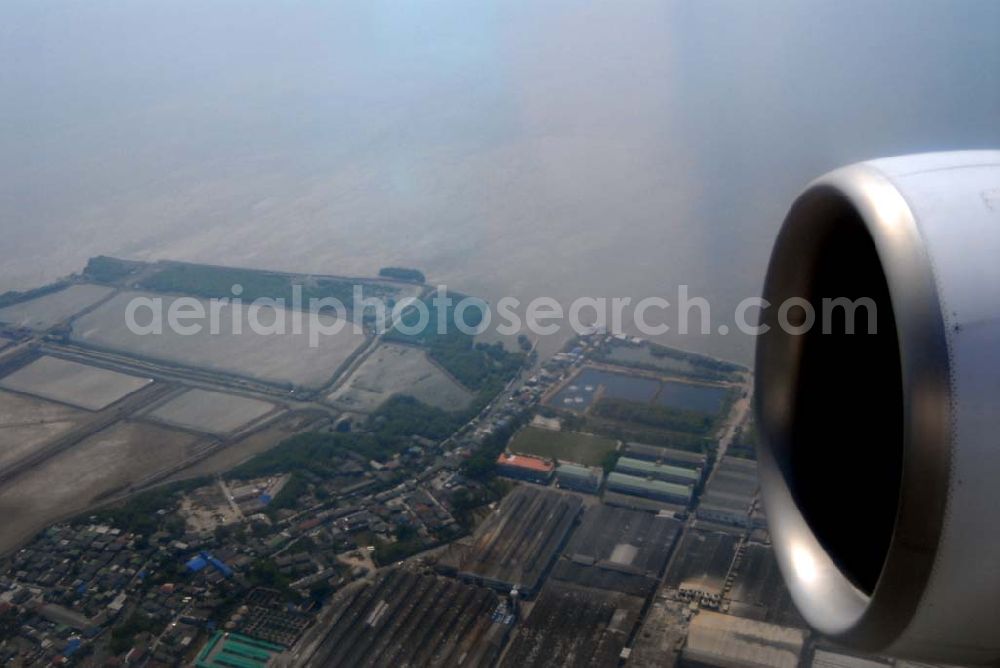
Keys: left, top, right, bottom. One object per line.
{"left": 556, "top": 463, "right": 602, "bottom": 479}
{"left": 624, "top": 442, "right": 707, "bottom": 466}
{"left": 616, "top": 457, "right": 699, "bottom": 481}
{"left": 812, "top": 649, "right": 892, "bottom": 668}
{"left": 684, "top": 611, "right": 805, "bottom": 668}
{"left": 196, "top": 631, "right": 284, "bottom": 668}
{"left": 606, "top": 472, "right": 691, "bottom": 501}
{"left": 437, "top": 486, "right": 581, "bottom": 594}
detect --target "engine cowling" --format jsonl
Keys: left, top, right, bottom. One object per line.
{"left": 755, "top": 151, "right": 1000, "bottom": 664}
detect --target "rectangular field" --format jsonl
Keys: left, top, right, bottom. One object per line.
{"left": 508, "top": 426, "right": 617, "bottom": 467}
{"left": 0, "top": 356, "right": 153, "bottom": 410}
{"left": 0, "top": 390, "right": 87, "bottom": 471}
{"left": 551, "top": 365, "right": 730, "bottom": 416}
{"left": 0, "top": 420, "right": 199, "bottom": 553}
{"left": 0, "top": 284, "right": 113, "bottom": 330}
{"left": 552, "top": 368, "right": 659, "bottom": 410}
{"left": 71, "top": 291, "right": 366, "bottom": 389}
{"left": 147, "top": 389, "right": 276, "bottom": 434}
{"left": 328, "top": 343, "right": 474, "bottom": 412}
{"left": 653, "top": 380, "right": 729, "bottom": 414}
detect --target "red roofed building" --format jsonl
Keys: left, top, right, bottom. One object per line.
{"left": 496, "top": 452, "right": 555, "bottom": 484}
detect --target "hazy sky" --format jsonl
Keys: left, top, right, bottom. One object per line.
{"left": 3, "top": 0, "right": 999, "bottom": 362}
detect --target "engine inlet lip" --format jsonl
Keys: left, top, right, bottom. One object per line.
{"left": 754, "top": 163, "right": 953, "bottom": 651}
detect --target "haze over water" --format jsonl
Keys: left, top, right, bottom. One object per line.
{"left": 3, "top": 0, "right": 999, "bottom": 365}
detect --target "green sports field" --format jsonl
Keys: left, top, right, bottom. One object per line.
{"left": 508, "top": 426, "right": 618, "bottom": 467}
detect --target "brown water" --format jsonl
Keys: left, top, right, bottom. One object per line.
{"left": 3, "top": 0, "right": 999, "bottom": 365}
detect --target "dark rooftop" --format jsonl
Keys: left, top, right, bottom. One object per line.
{"left": 437, "top": 486, "right": 582, "bottom": 595}
{"left": 664, "top": 529, "right": 739, "bottom": 597}
{"left": 500, "top": 580, "right": 645, "bottom": 668}
{"left": 304, "top": 569, "right": 507, "bottom": 667}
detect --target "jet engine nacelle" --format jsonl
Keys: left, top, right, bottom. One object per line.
{"left": 755, "top": 151, "right": 1000, "bottom": 664}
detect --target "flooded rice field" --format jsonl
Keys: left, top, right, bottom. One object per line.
{"left": 552, "top": 366, "right": 729, "bottom": 415}
{"left": 0, "top": 355, "right": 153, "bottom": 411}
{"left": 72, "top": 291, "right": 367, "bottom": 389}
{"left": 328, "top": 343, "right": 474, "bottom": 412}
{"left": 0, "top": 390, "right": 87, "bottom": 471}
{"left": 0, "top": 284, "right": 113, "bottom": 330}
{"left": 653, "top": 381, "right": 729, "bottom": 414}
{"left": 552, "top": 368, "right": 659, "bottom": 410}
{"left": 0, "top": 420, "right": 199, "bottom": 553}
{"left": 148, "top": 389, "right": 277, "bottom": 435}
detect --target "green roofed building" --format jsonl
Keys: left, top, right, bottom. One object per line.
{"left": 615, "top": 456, "right": 701, "bottom": 485}
{"left": 555, "top": 462, "right": 604, "bottom": 494}
{"left": 606, "top": 472, "right": 692, "bottom": 506}
{"left": 195, "top": 632, "right": 285, "bottom": 668}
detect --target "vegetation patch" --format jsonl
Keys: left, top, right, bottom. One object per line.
{"left": 592, "top": 340, "right": 744, "bottom": 383}
{"left": 85, "top": 477, "right": 210, "bottom": 536}
{"left": 231, "top": 396, "right": 466, "bottom": 484}
{"left": 378, "top": 267, "right": 426, "bottom": 283}
{"left": 386, "top": 297, "right": 524, "bottom": 391}
{"left": 0, "top": 284, "right": 68, "bottom": 310}
{"left": 138, "top": 262, "right": 393, "bottom": 313}
{"left": 83, "top": 256, "right": 142, "bottom": 284}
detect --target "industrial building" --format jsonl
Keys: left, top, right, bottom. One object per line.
{"left": 681, "top": 611, "right": 806, "bottom": 668}
{"left": 552, "top": 505, "right": 682, "bottom": 597}
{"left": 496, "top": 452, "right": 555, "bottom": 484}
{"left": 615, "top": 456, "right": 701, "bottom": 486}
{"left": 811, "top": 649, "right": 892, "bottom": 668}
{"left": 500, "top": 581, "right": 645, "bottom": 668}
{"left": 195, "top": 632, "right": 285, "bottom": 668}
{"left": 665, "top": 529, "right": 739, "bottom": 607}
{"left": 602, "top": 490, "right": 687, "bottom": 516}
{"left": 624, "top": 442, "right": 708, "bottom": 470}
{"left": 555, "top": 462, "right": 604, "bottom": 493}
{"left": 437, "top": 486, "right": 582, "bottom": 595}
{"left": 727, "top": 543, "right": 805, "bottom": 628}
{"left": 605, "top": 471, "right": 692, "bottom": 506}
{"left": 304, "top": 569, "right": 510, "bottom": 667}
{"left": 696, "top": 456, "right": 759, "bottom": 528}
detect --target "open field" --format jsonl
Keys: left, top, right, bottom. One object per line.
{"left": 0, "top": 421, "right": 200, "bottom": 553}
{"left": 654, "top": 380, "right": 729, "bottom": 414}
{"left": 163, "top": 411, "right": 324, "bottom": 481}
{"left": 328, "top": 343, "right": 473, "bottom": 412}
{"left": 0, "top": 355, "right": 153, "bottom": 410}
{"left": 0, "top": 390, "right": 87, "bottom": 471}
{"left": 605, "top": 344, "right": 700, "bottom": 374}
{"left": 148, "top": 389, "right": 277, "bottom": 434}
{"left": 508, "top": 426, "right": 617, "bottom": 466}
{"left": 0, "top": 284, "right": 113, "bottom": 330}
{"left": 72, "top": 291, "right": 366, "bottom": 388}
